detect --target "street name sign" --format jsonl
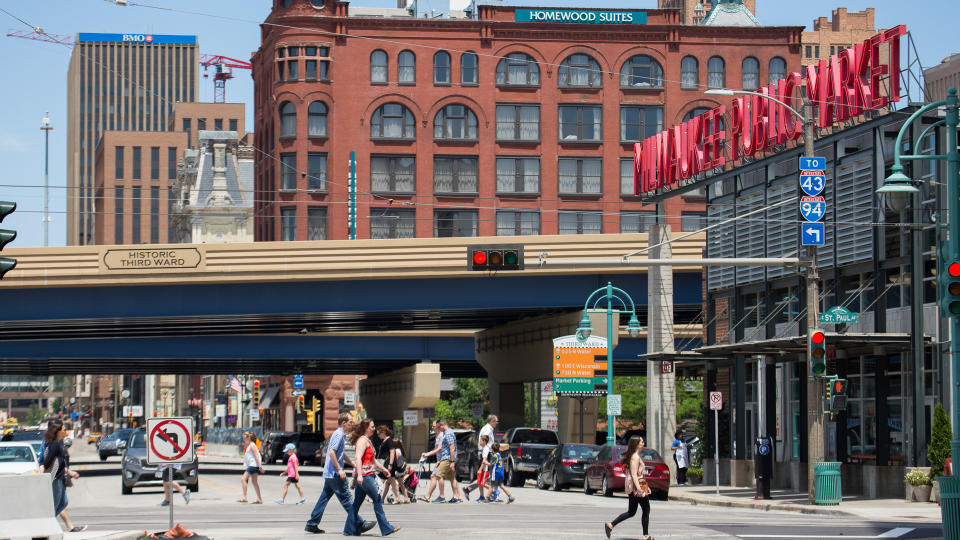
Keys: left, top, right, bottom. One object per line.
{"left": 552, "top": 335, "right": 608, "bottom": 396}
{"left": 709, "top": 391, "right": 723, "bottom": 411}
{"left": 819, "top": 306, "right": 859, "bottom": 324}
{"left": 607, "top": 394, "right": 622, "bottom": 416}
{"left": 801, "top": 222, "right": 825, "bottom": 246}
{"left": 799, "top": 196, "right": 826, "bottom": 222}
{"left": 146, "top": 417, "right": 194, "bottom": 465}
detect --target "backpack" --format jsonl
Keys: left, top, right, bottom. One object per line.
{"left": 491, "top": 453, "right": 505, "bottom": 482}
{"left": 394, "top": 450, "right": 406, "bottom": 471}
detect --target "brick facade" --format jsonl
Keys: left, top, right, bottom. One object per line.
{"left": 801, "top": 7, "right": 880, "bottom": 67}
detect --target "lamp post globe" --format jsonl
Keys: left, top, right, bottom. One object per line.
{"left": 877, "top": 166, "right": 919, "bottom": 212}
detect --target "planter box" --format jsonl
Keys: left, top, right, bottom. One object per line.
{"left": 911, "top": 484, "right": 932, "bottom": 502}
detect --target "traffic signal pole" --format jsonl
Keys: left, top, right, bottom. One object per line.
{"left": 945, "top": 90, "right": 960, "bottom": 539}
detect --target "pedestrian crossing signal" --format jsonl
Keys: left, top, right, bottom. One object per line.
{"left": 825, "top": 377, "right": 847, "bottom": 414}
{"left": 468, "top": 244, "right": 524, "bottom": 271}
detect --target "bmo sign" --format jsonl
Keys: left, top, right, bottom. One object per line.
{"left": 122, "top": 34, "right": 154, "bottom": 42}
{"left": 77, "top": 33, "right": 197, "bottom": 45}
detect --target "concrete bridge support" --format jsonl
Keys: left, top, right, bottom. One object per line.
{"left": 647, "top": 224, "right": 678, "bottom": 480}
{"left": 359, "top": 363, "right": 442, "bottom": 459}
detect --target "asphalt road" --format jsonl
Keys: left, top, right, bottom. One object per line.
{"left": 62, "top": 444, "right": 943, "bottom": 540}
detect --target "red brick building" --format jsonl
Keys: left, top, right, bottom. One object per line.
{"left": 252, "top": 1, "right": 802, "bottom": 241}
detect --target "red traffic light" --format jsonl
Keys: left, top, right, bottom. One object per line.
{"left": 253, "top": 380, "right": 260, "bottom": 388}
{"left": 468, "top": 244, "right": 524, "bottom": 271}
{"left": 810, "top": 330, "right": 825, "bottom": 344}
{"left": 473, "top": 251, "right": 487, "bottom": 265}
{"left": 950, "top": 262, "right": 960, "bottom": 277}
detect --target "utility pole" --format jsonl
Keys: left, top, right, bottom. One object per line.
{"left": 41, "top": 113, "right": 52, "bottom": 247}
{"left": 803, "top": 99, "right": 823, "bottom": 504}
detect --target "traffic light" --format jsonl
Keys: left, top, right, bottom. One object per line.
{"left": 827, "top": 377, "right": 847, "bottom": 414}
{"left": 809, "top": 328, "right": 826, "bottom": 376}
{"left": 0, "top": 201, "right": 16, "bottom": 279}
{"left": 252, "top": 380, "right": 260, "bottom": 409}
{"left": 297, "top": 395, "right": 305, "bottom": 411}
{"left": 468, "top": 244, "right": 524, "bottom": 271}
{"left": 939, "top": 258, "right": 960, "bottom": 317}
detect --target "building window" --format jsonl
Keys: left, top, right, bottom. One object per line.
{"left": 558, "top": 211, "right": 602, "bottom": 235}
{"left": 681, "top": 56, "right": 698, "bottom": 89}
{"left": 214, "top": 119, "right": 223, "bottom": 131}
{"left": 308, "top": 101, "right": 328, "bottom": 137}
{"left": 150, "top": 186, "right": 159, "bottom": 244}
{"left": 620, "top": 158, "right": 636, "bottom": 196}
{"left": 305, "top": 58, "right": 317, "bottom": 80}
{"left": 371, "top": 155, "right": 415, "bottom": 193}
{"left": 496, "top": 53, "right": 540, "bottom": 86}
{"left": 114, "top": 186, "right": 123, "bottom": 244}
{"left": 399, "top": 50, "right": 416, "bottom": 84}
{"left": 370, "top": 50, "right": 388, "bottom": 84}
{"left": 115, "top": 146, "right": 124, "bottom": 179}
{"left": 496, "top": 210, "right": 540, "bottom": 236}
{"left": 805, "top": 45, "right": 812, "bottom": 58}
{"left": 495, "top": 104, "right": 539, "bottom": 141}
{"left": 150, "top": 147, "right": 160, "bottom": 180}
{"left": 280, "top": 101, "right": 297, "bottom": 137}
{"left": 371, "top": 209, "right": 415, "bottom": 239}
{"left": 434, "top": 210, "right": 477, "bottom": 238}
{"left": 558, "top": 53, "right": 601, "bottom": 88}
{"left": 621, "top": 211, "right": 657, "bottom": 233}
{"left": 280, "top": 152, "right": 297, "bottom": 191}
{"left": 198, "top": 118, "right": 206, "bottom": 131}
{"left": 681, "top": 211, "right": 706, "bottom": 232}
{"left": 168, "top": 147, "right": 177, "bottom": 180}
{"left": 558, "top": 157, "right": 602, "bottom": 195}
{"left": 559, "top": 105, "right": 601, "bottom": 142}
{"left": 684, "top": 107, "right": 713, "bottom": 122}
{"left": 708, "top": 56, "right": 725, "bottom": 89}
{"left": 742, "top": 57, "right": 759, "bottom": 90}
{"left": 281, "top": 207, "right": 297, "bottom": 241}
{"left": 132, "top": 146, "right": 141, "bottom": 180}
{"left": 434, "top": 104, "right": 477, "bottom": 140}
{"left": 316, "top": 47, "right": 330, "bottom": 80}
{"left": 496, "top": 157, "right": 539, "bottom": 194}
{"left": 229, "top": 119, "right": 238, "bottom": 132}
{"left": 769, "top": 57, "right": 786, "bottom": 83}
{"left": 620, "top": 105, "right": 663, "bottom": 142}
{"left": 182, "top": 118, "right": 191, "bottom": 146}
{"left": 434, "top": 156, "right": 478, "bottom": 194}
{"left": 307, "top": 152, "right": 327, "bottom": 191}
{"left": 370, "top": 103, "right": 415, "bottom": 139}
{"left": 307, "top": 207, "right": 327, "bottom": 240}
{"left": 620, "top": 55, "right": 663, "bottom": 88}
{"left": 815, "top": 45, "right": 820, "bottom": 58}
{"left": 287, "top": 58, "right": 298, "bottom": 81}
{"left": 434, "top": 51, "right": 451, "bottom": 85}
{"left": 461, "top": 52, "right": 478, "bottom": 85}
{"left": 132, "top": 186, "right": 141, "bottom": 243}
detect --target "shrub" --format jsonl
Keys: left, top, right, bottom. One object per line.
{"left": 905, "top": 469, "right": 932, "bottom": 486}
{"left": 927, "top": 403, "right": 952, "bottom": 479}
{"left": 687, "top": 466, "right": 703, "bottom": 478}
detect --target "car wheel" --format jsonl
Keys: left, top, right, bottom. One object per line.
{"left": 99, "top": 453, "right": 107, "bottom": 462}
{"left": 506, "top": 462, "right": 521, "bottom": 487}
{"left": 189, "top": 482, "right": 199, "bottom": 493}
{"left": 584, "top": 475, "right": 596, "bottom": 495}
{"left": 121, "top": 480, "right": 133, "bottom": 495}
{"left": 537, "top": 470, "right": 546, "bottom": 490}
{"left": 552, "top": 471, "right": 562, "bottom": 491}
{"left": 655, "top": 489, "right": 669, "bottom": 501}
{"left": 602, "top": 475, "right": 613, "bottom": 497}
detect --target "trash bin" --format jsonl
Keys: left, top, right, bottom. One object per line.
{"left": 814, "top": 461, "right": 842, "bottom": 505}
{"left": 754, "top": 437, "right": 773, "bottom": 499}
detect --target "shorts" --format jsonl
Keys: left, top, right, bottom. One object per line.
{"left": 436, "top": 459, "right": 455, "bottom": 481}
{"left": 286, "top": 477, "right": 299, "bottom": 484}
{"left": 488, "top": 480, "right": 503, "bottom": 489}
{"left": 476, "top": 469, "right": 489, "bottom": 485}
{"left": 244, "top": 466, "right": 261, "bottom": 475}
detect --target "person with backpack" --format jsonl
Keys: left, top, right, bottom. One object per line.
{"left": 486, "top": 443, "right": 515, "bottom": 503}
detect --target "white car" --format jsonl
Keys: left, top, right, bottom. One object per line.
{"left": 0, "top": 442, "right": 41, "bottom": 474}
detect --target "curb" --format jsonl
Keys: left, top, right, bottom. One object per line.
{"left": 668, "top": 493, "right": 853, "bottom": 516}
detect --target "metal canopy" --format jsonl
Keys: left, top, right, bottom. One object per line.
{"left": 692, "top": 332, "right": 918, "bottom": 361}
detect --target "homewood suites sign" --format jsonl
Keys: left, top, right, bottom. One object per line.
{"left": 515, "top": 9, "right": 647, "bottom": 25}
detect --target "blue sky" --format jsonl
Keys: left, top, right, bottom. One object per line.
{"left": 0, "top": 0, "right": 952, "bottom": 247}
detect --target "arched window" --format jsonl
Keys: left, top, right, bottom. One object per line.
{"left": 307, "top": 101, "right": 327, "bottom": 137}
{"left": 434, "top": 104, "right": 478, "bottom": 140}
{"left": 620, "top": 55, "right": 663, "bottom": 88}
{"left": 559, "top": 53, "right": 601, "bottom": 88}
{"left": 681, "top": 56, "right": 698, "bottom": 89}
{"left": 769, "top": 57, "right": 786, "bottom": 83}
{"left": 280, "top": 101, "right": 297, "bottom": 137}
{"left": 742, "top": 57, "right": 759, "bottom": 90}
{"left": 496, "top": 53, "right": 540, "bottom": 86}
{"left": 434, "top": 51, "right": 451, "bottom": 84}
{"left": 684, "top": 107, "right": 725, "bottom": 133}
{"left": 707, "top": 56, "right": 725, "bottom": 89}
{"left": 370, "top": 103, "right": 415, "bottom": 139}
{"left": 461, "top": 52, "right": 478, "bottom": 85}
{"left": 398, "top": 50, "right": 416, "bottom": 84}
{"left": 370, "top": 50, "right": 388, "bottom": 84}
{"left": 280, "top": 0, "right": 291, "bottom": 7}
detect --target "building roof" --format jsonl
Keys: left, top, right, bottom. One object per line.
{"left": 700, "top": 0, "right": 760, "bottom": 27}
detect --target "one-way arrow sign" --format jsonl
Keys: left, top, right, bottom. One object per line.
{"left": 801, "top": 222, "right": 825, "bottom": 246}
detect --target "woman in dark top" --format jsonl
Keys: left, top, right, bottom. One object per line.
{"left": 376, "top": 425, "right": 402, "bottom": 503}
{"left": 42, "top": 419, "right": 85, "bottom": 532}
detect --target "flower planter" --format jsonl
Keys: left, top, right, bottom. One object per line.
{"left": 688, "top": 475, "right": 703, "bottom": 485}
{"left": 912, "top": 484, "right": 932, "bottom": 502}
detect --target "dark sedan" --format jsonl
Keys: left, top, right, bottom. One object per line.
{"left": 583, "top": 445, "right": 671, "bottom": 499}
{"left": 98, "top": 428, "right": 136, "bottom": 461}
{"left": 536, "top": 443, "right": 599, "bottom": 491}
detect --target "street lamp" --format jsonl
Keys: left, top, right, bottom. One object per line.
{"left": 40, "top": 113, "right": 52, "bottom": 247}
{"left": 575, "top": 282, "right": 642, "bottom": 446}
{"left": 877, "top": 87, "right": 960, "bottom": 537}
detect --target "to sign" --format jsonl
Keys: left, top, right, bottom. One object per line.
{"left": 709, "top": 392, "right": 723, "bottom": 411}
{"left": 403, "top": 410, "right": 419, "bottom": 426}
{"left": 801, "top": 222, "right": 825, "bottom": 246}
{"left": 799, "top": 196, "right": 826, "bottom": 222}
{"left": 146, "top": 417, "right": 194, "bottom": 465}
{"left": 799, "top": 157, "right": 826, "bottom": 170}
{"left": 607, "top": 394, "right": 622, "bottom": 416}
{"left": 344, "top": 392, "right": 355, "bottom": 406}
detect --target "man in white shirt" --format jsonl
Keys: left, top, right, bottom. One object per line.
{"left": 479, "top": 415, "right": 498, "bottom": 450}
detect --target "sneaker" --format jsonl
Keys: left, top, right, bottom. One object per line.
{"left": 275, "top": 498, "right": 285, "bottom": 504}
{"left": 304, "top": 524, "right": 325, "bottom": 534}
{"left": 448, "top": 497, "right": 462, "bottom": 503}
{"left": 297, "top": 498, "right": 306, "bottom": 505}
{"left": 384, "top": 527, "right": 401, "bottom": 536}
{"left": 431, "top": 496, "right": 446, "bottom": 503}
{"left": 508, "top": 496, "right": 515, "bottom": 504}
{"left": 461, "top": 487, "right": 470, "bottom": 499}
{"left": 69, "top": 526, "right": 88, "bottom": 533}
{"left": 604, "top": 522, "right": 613, "bottom": 539}
{"left": 475, "top": 497, "right": 487, "bottom": 503}
{"left": 160, "top": 500, "right": 170, "bottom": 507}
{"left": 183, "top": 489, "right": 190, "bottom": 504}
{"left": 361, "top": 520, "right": 377, "bottom": 533}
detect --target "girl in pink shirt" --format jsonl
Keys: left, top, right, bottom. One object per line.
{"left": 276, "top": 443, "right": 306, "bottom": 504}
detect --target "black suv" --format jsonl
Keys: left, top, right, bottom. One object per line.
{"left": 263, "top": 431, "right": 325, "bottom": 465}
{"left": 424, "top": 429, "right": 481, "bottom": 482}
{"left": 262, "top": 432, "right": 297, "bottom": 464}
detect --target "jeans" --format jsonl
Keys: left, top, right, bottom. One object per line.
{"left": 306, "top": 476, "right": 361, "bottom": 528}
{"left": 611, "top": 493, "right": 650, "bottom": 535}
{"left": 345, "top": 475, "right": 395, "bottom": 536}
{"left": 51, "top": 477, "right": 67, "bottom": 516}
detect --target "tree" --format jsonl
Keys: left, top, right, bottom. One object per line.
{"left": 928, "top": 402, "right": 952, "bottom": 478}
{"left": 25, "top": 403, "right": 45, "bottom": 425}
{"left": 433, "top": 378, "right": 489, "bottom": 428}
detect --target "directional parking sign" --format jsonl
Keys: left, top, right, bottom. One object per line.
{"left": 801, "top": 222, "right": 825, "bottom": 246}
{"left": 799, "top": 171, "right": 826, "bottom": 196}
{"left": 146, "top": 417, "right": 194, "bottom": 465}
{"left": 799, "top": 196, "right": 826, "bottom": 222}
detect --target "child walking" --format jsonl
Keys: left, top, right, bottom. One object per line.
{"left": 275, "top": 443, "right": 306, "bottom": 504}
{"left": 486, "top": 443, "right": 515, "bottom": 503}
{"left": 461, "top": 434, "right": 491, "bottom": 502}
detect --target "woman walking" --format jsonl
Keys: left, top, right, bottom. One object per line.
{"left": 604, "top": 436, "right": 653, "bottom": 540}
{"left": 42, "top": 419, "right": 85, "bottom": 532}
{"left": 376, "top": 425, "right": 403, "bottom": 504}
{"left": 345, "top": 420, "right": 400, "bottom": 536}
{"left": 238, "top": 431, "right": 264, "bottom": 504}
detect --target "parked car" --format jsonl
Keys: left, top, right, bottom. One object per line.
{"left": 263, "top": 430, "right": 326, "bottom": 465}
{"left": 536, "top": 443, "right": 599, "bottom": 491}
{"left": 8, "top": 429, "right": 43, "bottom": 461}
{"left": 583, "top": 445, "right": 671, "bottom": 499}
{"left": 262, "top": 431, "right": 296, "bottom": 464}
{"left": 121, "top": 429, "right": 199, "bottom": 495}
{"left": 0, "top": 442, "right": 41, "bottom": 474}
{"left": 500, "top": 427, "right": 560, "bottom": 487}
{"left": 315, "top": 438, "right": 355, "bottom": 470}
{"left": 424, "top": 429, "right": 481, "bottom": 482}
{"left": 99, "top": 428, "right": 136, "bottom": 461}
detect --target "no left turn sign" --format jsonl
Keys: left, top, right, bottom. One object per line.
{"left": 147, "top": 417, "right": 194, "bottom": 465}
{"left": 709, "top": 391, "right": 723, "bottom": 411}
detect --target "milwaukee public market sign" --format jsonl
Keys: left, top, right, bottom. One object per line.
{"left": 515, "top": 9, "right": 647, "bottom": 25}
{"left": 634, "top": 26, "right": 907, "bottom": 196}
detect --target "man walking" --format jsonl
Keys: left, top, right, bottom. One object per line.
{"left": 479, "top": 415, "right": 498, "bottom": 449}
{"left": 421, "top": 419, "right": 462, "bottom": 503}
{"left": 419, "top": 422, "right": 447, "bottom": 502}
{"left": 305, "top": 414, "right": 375, "bottom": 535}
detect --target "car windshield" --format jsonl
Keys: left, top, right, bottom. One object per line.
{"left": 562, "top": 444, "right": 599, "bottom": 460}
{"left": 0, "top": 446, "right": 34, "bottom": 462}
{"left": 11, "top": 431, "right": 42, "bottom": 441}
{"left": 639, "top": 449, "right": 663, "bottom": 462}
{"left": 130, "top": 431, "right": 146, "bottom": 448}
{"left": 511, "top": 429, "right": 559, "bottom": 445}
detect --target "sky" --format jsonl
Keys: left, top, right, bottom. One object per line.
{"left": 0, "top": 0, "right": 954, "bottom": 248}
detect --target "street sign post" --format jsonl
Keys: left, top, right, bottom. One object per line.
{"left": 709, "top": 392, "right": 722, "bottom": 495}
{"left": 344, "top": 392, "right": 355, "bottom": 406}
{"left": 291, "top": 389, "right": 306, "bottom": 397}
{"left": 146, "top": 416, "right": 195, "bottom": 530}
{"left": 801, "top": 223, "right": 825, "bottom": 246}
{"left": 607, "top": 394, "right": 622, "bottom": 416}
{"left": 819, "top": 305, "right": 859, "bottom": 324}
{"left": 552, "top": 335, "right": 608, "bottom": 396}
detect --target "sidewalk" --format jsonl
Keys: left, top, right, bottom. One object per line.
{"left": 669, "top": 484, "right": 944, "bottom": 522}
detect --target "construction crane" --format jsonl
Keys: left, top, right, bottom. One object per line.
{"left": 6, "top": 29, "right": 252, "bottom": 103}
